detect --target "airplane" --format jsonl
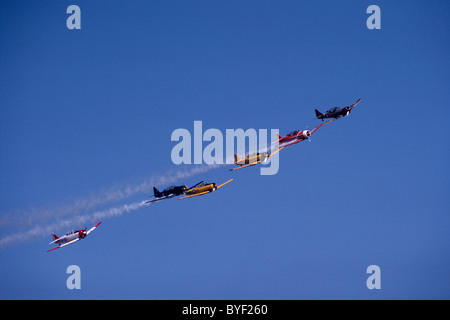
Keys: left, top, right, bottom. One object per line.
{"left": 276, "top": 129, "right": 311, "bottom": 148}
{"left": 145, "top": 184, "right": 188, "bottom": 203}
{"left": 178, "top": 179, "right": 233, "bottom": 200}
{"left": 230, "top": 148, "right": 284, "bottom": 171}
{"left": 47, "top": 222, "right": 102, "bottom": 252}
{"left": 315, "top": 98, "right": 362, "bottom": 121}
{"left": 275, "top": 120, "right": 333, "bottom": 148}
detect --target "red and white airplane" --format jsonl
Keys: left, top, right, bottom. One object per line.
{"left": 276, "top": 129, "right": 311, "bottom": 147}
{"left": 47, "top": 222, "right": 102, "bottom": 252}
{"left": 276, "top": 120, "right": 333, "bottom": 148}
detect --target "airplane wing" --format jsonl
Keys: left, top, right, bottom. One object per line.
{"left": 311, "top": 119, "right": 333, "bottom": 135}
{"left": 216, "top": 179, "right": 233, "bottom": 190}
{"left": 268, "top": 146, "right": 284, "bottom": 157}
{"left": 145, "top": 194, "right": 176, "bottom": 203}
{"left": 178, "top": 191, "right": 211, "bottom": 200}
{"left": 47, "top": 238, "right": 80, "bottom": 252}
{"left": 86, "top": 222, "right": 102, "bottom": 236}
{"left": 229, "top": 162, "right": 261, "bottom": 171}
{"left": 349, "top": 98, "right": 362, "bottom": 110}
{"left": 279, "top": 139, "right": 303, "bottom": 148}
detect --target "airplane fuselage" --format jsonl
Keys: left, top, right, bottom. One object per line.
{"left": 185, "top": 183, "right": 215, "bottom": 195}
{"left": 323, "top": 107, "right": 349, "bottom": 119}
{"left": 53, "top": 230, "right": 86, "bottom": 245}
{"left": 278, "top": 130, "right": 311, "bottom": 146}
{"left": 159, "top": 186, "right": 186, "bottom": 197}
{"left": 152, "top": 185, "right": 188, "bottom": 200}
{"left": 235, "top": 153, "right": 268, "bottom": 165}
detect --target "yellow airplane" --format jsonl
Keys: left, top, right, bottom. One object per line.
{"left": 178, "top": 179, "right": 233, "bottom": 200}
{"left": 230, "top": 147, "right": 284, "bottom": 171}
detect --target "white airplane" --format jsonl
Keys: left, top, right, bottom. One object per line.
{"left": 47, "top": 222, "right": 102, "bottom": 252}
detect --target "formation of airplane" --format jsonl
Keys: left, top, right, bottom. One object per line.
{"left": 47, "top": 98, "right": 361, "bottom": 252}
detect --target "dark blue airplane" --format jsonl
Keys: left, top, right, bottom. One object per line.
{"left": 145, "top": 184, "right": 188, "bottom": 203}
{"left": 315, "top": 98, "right": 362, "bottom": 121}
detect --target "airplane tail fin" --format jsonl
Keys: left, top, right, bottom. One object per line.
{"left": 52, "top": 233, "right": 59, "bottom": 240}
{"left": 234, "top": 154, "right": 241, "bottom": 163}
{"left": 153, "top": 187, "right": 161, "bottom": 197}
{"left": 315, "top": 109, "right": 323, "bottom": 119}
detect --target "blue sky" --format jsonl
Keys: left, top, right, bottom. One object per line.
{"left": 0, "top": 0, "right": 449, "bottom": 299}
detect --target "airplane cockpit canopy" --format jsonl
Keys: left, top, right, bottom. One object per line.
{"left": 191, "top": 181, "right": 205, "bottom": 188}
{"left": 328, "top": 107, "right": 340, "bottom": 113}
{"left": 286, "top": 130, "right": 299, "bottom": 136}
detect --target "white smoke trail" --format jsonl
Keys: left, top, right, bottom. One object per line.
{"left": 0, "top": 200, "right": 149, "bottom": 249}
{"left": 0, "top": 164, "right": 223, "bottom": 231}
